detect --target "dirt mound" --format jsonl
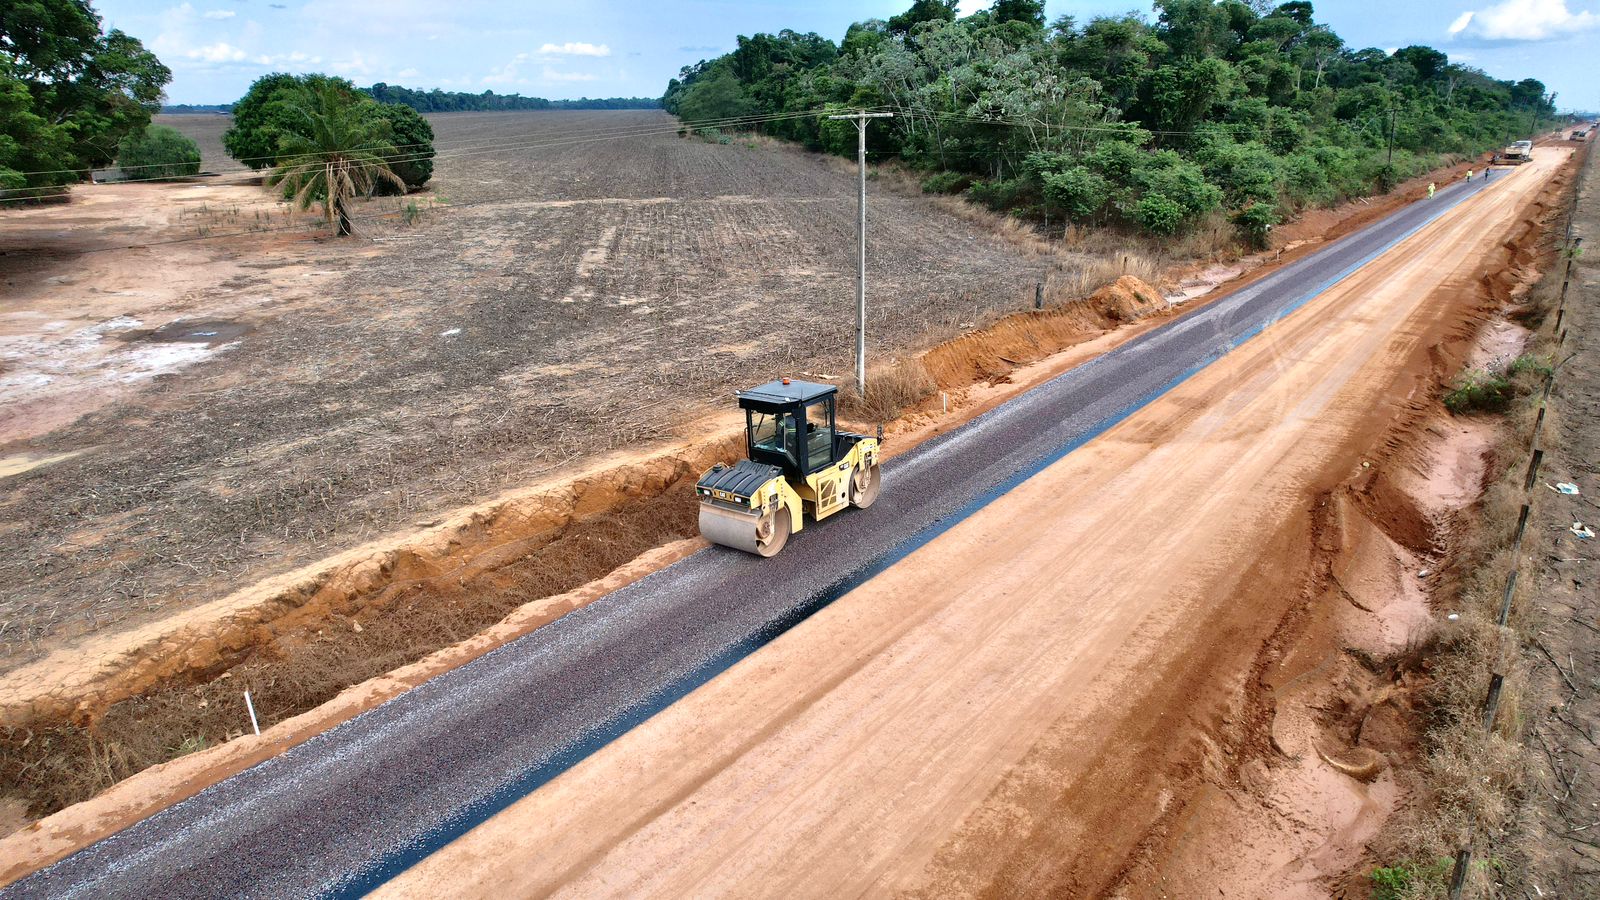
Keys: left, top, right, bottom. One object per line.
{"left": 919, "top": 275, "right": 1166, "bottom": 388}
{"left": 1090, "top": 274, "right": 1167, "bottom": 322}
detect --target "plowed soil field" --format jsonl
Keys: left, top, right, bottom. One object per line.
{"left": 0, "top": 111, "right": 1090, "bottom": 667}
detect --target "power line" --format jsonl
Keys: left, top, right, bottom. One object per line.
{"left": 0, "top": 107, "right": 871, "bottom": 201}
{"left": 0, "top": 107, "right": 871, "bottom": 182}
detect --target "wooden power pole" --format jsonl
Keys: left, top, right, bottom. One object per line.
{"left": 827, "top": 109, "right": 894, "bottom": 397}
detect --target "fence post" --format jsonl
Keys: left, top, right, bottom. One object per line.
{"left": 1482, "top": 673, "right": 1505, "bottom": 732}
{"left": 1448, "top": 848, "right": 1471, "bottom": 899}
{"left": 1035, "top": 281, "right": 1044, "bottom": 310}
{"left": 1498, "top": 569, "right": 1519, "bottom": 626}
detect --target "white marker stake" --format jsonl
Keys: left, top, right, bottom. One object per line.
{"left": 244, "top": 690, "right": 261, "bottom": 736}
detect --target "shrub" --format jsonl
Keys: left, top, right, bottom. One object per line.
{"left": 1369, "top": 857, "right": 1453, "bottom": 900}
{"left": 1196, "top": 139, "right": 1281, "bottom": 206}
{"left": 1134, "top": 193, "right": 1186, "bottom": 235}
{"left": 1508, "top": 353, "right": 1552, "bottom": 381}
{"left": 117, "top": 125, "right": 201, "bottom": 181}
{"left": 1443, "top": 369, "right": 1513, "bottom": 414}
{"left": 1231, "top": 200, "right": 1279, "bottom": 249}
{"left": 920, "top": 170, "right": 972, "bottom": 194}
{"left": 1041, "top": 166, "right": 1111, "bottom": 222}
{"left": 1085, "top": 140, "right": 1145, "bottom": 186}
{"left": 965, "top": 177, "right": 1030, "bottom": 211}
{"left": 1136, "top": 155, "right": 1223, "bottom": 218}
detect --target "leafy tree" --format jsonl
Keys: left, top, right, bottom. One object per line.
{"left": 991, "top": 0, "right": 1045, "bottom": 29}
{"left": 266, "top": 85, "right": 404, "bottom": 237}
{"left": 887, "top": 0, "right": 959, "bottom": 36}
{"left": 0, "top": 75, "right": 74, "bottom": 193}
{"left": 0, "top": 0, "right": 169, "bottom": 196}
{"left": 117, "top": 124, "right": 200, "bottom": 180}
{"left": 676, "top": 68, "right": 756, "bottom": 123}
{"left": 1042, "top": 166, "right": 1110, "bottom": 221}
{"left": 224, "top": 73, "right": 360, "bottom": 170}
{"left": 1135, "top": 193, "right": 1185, "bottom": 234}
{"left": 369, "top": 102, "right": 433, "bottom": 192}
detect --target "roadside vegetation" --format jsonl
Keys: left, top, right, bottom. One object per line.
{"left": 663, "top": 0, "right": 1564, "bottom": 245}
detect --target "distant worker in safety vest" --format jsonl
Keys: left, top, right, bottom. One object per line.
{"left": 1466, "top": 168, "right": 1474, "bottom": 181}
{"left": 1428, "top": 182, "right": 1436, "bottom": 198}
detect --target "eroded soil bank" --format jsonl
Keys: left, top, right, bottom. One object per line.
{"left": 1123, "top": 147, "right": 1582, "bottom": 898}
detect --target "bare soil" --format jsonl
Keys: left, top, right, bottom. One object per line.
{"left": 0, "top": 110, "right": 1527, "bottom": 854}
{"left": 357, "top": 153, "right": 1571, "bottom": 900}
{"left": 0, "top": 110, "right": 1099, "bottom": 666}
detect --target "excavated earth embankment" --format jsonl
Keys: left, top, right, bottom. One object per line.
{"left": 0, "top": 271, "right": 1179, "bottom": 835}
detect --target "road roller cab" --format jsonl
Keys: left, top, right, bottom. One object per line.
{"left": 696, "top": 378, "right": 881, "bottom": 556}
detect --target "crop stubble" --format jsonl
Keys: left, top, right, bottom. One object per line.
{"left": 0, "top": 111, "right": 1103, "bottom": 666}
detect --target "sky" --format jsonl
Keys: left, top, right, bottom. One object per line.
{"left": 94, "top": 0, "right": 1600, "bottom": 111}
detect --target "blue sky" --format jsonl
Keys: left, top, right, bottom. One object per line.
{"left": 96, "top": 0, "right": 1600, "bottom": 111}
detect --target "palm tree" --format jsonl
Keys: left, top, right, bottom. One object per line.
{"left": 267, "top": 86, "right": 405, "bottom": 236}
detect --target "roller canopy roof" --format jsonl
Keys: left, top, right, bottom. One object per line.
{"left": 736, "top": 379, "right": 838, "bottom": 407}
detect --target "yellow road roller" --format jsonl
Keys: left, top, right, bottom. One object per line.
{"left": 697, "top": 378, "right": 881, "bottom": 556}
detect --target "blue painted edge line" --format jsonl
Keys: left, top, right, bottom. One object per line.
{"left": 331, "top": 185, "right": 1482, "bottom": 898}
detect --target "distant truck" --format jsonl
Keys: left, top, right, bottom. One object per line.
{"left": 1500, "top": 140, "right": 1534, "bottom": 164}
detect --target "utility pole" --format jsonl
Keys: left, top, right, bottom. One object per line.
{"left": 828, "top": 109, "right": 894, "bottom": 397}
{"left": 1386, "top": 106, "right": 1398, "bottom": 168}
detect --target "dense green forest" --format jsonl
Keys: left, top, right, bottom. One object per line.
{"left": 1, "top": 0, "right": 169, "bottom": 196}
{"left": 663, "top": 0, "right": 1561, "bottom": 241}
{"left": 361, "top": 84, "right": 658, "bottom": 112}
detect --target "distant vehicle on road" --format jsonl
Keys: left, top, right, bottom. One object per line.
{"left": 1501, "top": 139, "right": 1534, "bottom": 164}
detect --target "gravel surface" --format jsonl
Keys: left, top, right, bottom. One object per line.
{"left": 0, "top": 176, "right": 1497, "bottom": 900}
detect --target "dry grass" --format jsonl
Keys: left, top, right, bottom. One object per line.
{"left": 837, "top": 357, "right": 938, "bottom": 423}
{"left": 1366, "top": 234, "right": 1570, "bottom": 900}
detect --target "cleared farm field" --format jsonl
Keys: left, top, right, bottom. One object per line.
{"left": 0, "top": 111, "right": 1082, "bottom": 666}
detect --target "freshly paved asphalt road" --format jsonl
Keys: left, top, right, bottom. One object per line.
{"left": 3, "top": 174, "right": 1500, "bottom": 900}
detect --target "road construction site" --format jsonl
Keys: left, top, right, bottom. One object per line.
{"left": 0, "top": 133, "right": 1572, "bottom": 898}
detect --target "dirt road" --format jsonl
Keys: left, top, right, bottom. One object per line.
{"left": 2, "top": 147, "right": 1565, "bottom": 897}
{"left": 370, "top": 153, "right": 1566, "bottom": 898}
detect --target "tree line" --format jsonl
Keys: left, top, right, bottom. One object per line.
{"left": 663, "top": 0, "right": 1563, "bottom": 243}
{"left": 362, "top": 84, "right": 658, "bottom": 112}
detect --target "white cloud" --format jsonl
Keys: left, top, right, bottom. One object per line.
{"left": 189, "top": 42, "right": 248, "bottom": 62}
{"left": 537, "top": 42, "right": 610, "bottom": 57}
{"left": 1448, "top": 0, "right": 1598, "bottom": 42}
{"left": 202, "top": 9, "right": 235, "bottom": 19}
{"left": 541, "top": 67, "right": 598, "bottom": 82}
